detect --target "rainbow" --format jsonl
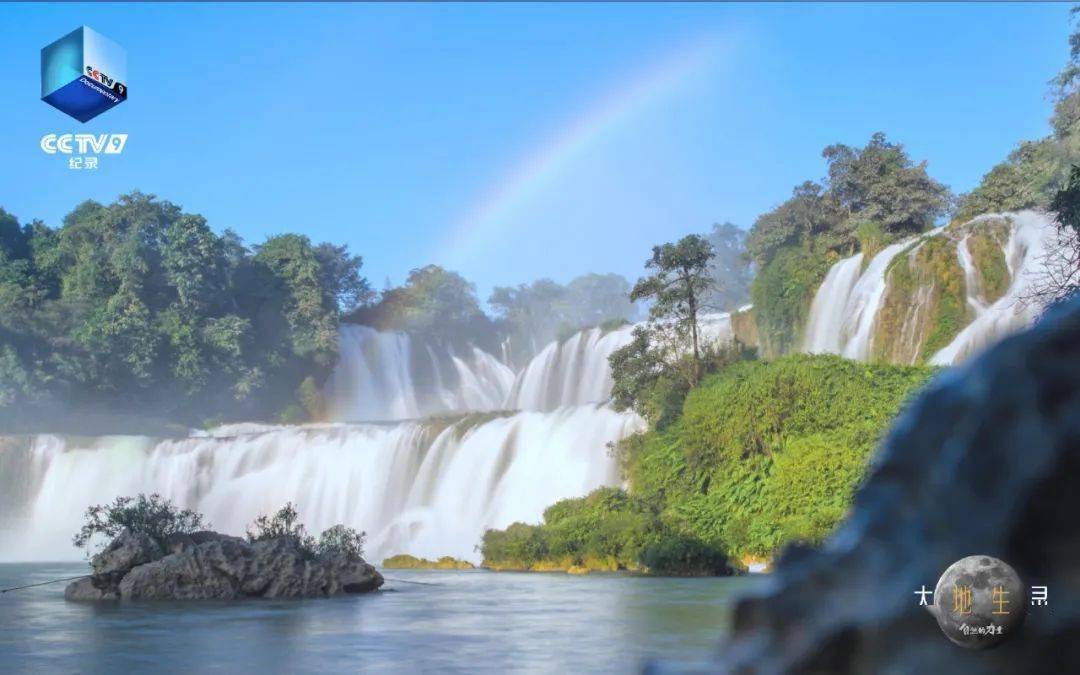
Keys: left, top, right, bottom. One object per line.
{"left": 438, "top": 34, "right": 732, "bottom": 269}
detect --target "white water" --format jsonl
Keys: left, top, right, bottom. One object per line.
{"left": 324, "top": 325, "right": 515, "bottom": 421}
{"left": 504, "top": 325, "right": 636, "bottom": 411}
{"left": 803, "top": 253, "right": 864, "bottom": 354}
{"left": 5, "top": 408, "right": 643, "bottom": 563}
{"left": 929, "top": 211, "right": 1056, "bottom": 364}
{"left": 802, "top": 211, "right": 1057, "bottom": 365}
{"left": 504, "top": 314, "right": 734, "bottom": 412}
{"left": 1, "top": 319, "right": 658, "bottom": 563}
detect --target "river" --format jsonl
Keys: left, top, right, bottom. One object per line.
{"left": 0, "top": 563, "right": 762, "bottom": 673}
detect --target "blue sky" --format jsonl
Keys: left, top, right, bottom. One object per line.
{"left": 0, "top": 3, "right": 1071, "bottom": 302}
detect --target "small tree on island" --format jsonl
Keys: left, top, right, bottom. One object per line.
{"left": 247, "top": 502, "right": 366, "bottom": 561}
{"left": 73, "top": 493, "right": 207, "bottom": 552}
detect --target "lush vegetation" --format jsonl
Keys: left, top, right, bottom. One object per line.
{"left": 73, "top": 496, "right": 366, "bottom": 561}
{"left": 381, "top": 554, "right": 475, "bottom": 570}
{"left": 0, "top": 193, "right": 369, "bottom": 431}
{"left": 483, "top": 355, "right": 935, "bottom": 573}
{"left": 744, "top": 135, "right": 951, "bottom": 355}
{"left": 480, "top": 487, "right": 729, "bottom": 575}
{"left": 608, "top": 233, "right": 757, "bottom": 429}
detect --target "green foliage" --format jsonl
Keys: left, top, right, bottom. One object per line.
{"left": 315, "top": 524, "right": 366, "bottom": 561}
{"left": 480, "top": 486, "right": 726, "bottom": 575}
{"left": 0, "top": 192, "right": 368, "bottom": 429}
{"left": 913, "top": 239, "right": 966, "bottom": 358}
{"left": 750, "top": 247, "right": 830, "bottom": 356}
{"left": 73, "top": 493, "right": 207, "bottom": 551}
{"left": 487, "top": 355, "right": 934, "bottom": 570}
{"left": 349, "top": 264, "right": 498, "bottom": 351}
{"left": 747, "top": 135, "right": 950, "bottom": 268}
{"left": 381, "top": 554, "right": 475, "bottom": 569}
{"left": 247, "top": 502, "right": 316, "bottom": 558}
{"left": 822, "top": 133, "right": 951, "bottom": 239}
{"left": 966, "top": 228, "right": 1011, "bottom": 304}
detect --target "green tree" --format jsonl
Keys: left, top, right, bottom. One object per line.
{"left": 630, "top": 235, "right": 715, "bottom": 380}
{"left": 255, "top": 234, "right": 339, "bottom": 363}
{"left": 0, "top": 192, "right": 369, "bottom": 430}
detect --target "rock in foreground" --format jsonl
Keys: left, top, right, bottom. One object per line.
{"left": 65, "top": 530, "right": 383, "bottom": 601}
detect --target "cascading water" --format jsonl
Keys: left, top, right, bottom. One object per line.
{"left": 803, "top": 253, "right": 865, "bottom": 354}
{"left": 802, "top": 210, "right": 1058, "bottom": 365}
{"left": 324, "top": 324, "right": 515, "bottom": 421}
{"left": 1, "top": 321, "right": 653, "bottom": 563}
{"left": 5, "top": 409, "right": 643, "bottom": 563}
{"left": 504, "top": 325, "right": 636, "bottom": 411}
{"left": 503, "top": 314, "right": 734, "bottom": 412}
{"left": 929, "top": 211, "right": 1056, "bottom": 364}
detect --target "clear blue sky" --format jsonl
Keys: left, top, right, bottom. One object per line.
{"left": 0, "top": 3, "right": 1071, "bottom": 302}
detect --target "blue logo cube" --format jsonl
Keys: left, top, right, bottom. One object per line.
{"left": 41, "top": 26, "right": 127, "bottom": 123}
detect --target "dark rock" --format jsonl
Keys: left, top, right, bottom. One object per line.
{"left": 163, "top": 530, "right": 245, "bottom": 555}
{"left": 63, "top": 576, "right": 119, "bottom": 601}
{"left": 90, "top": 529, "right": 163, "bottom": 587}
{"left": 67, "top": 530, "right": 383, "bottom": 601}
{"left": 660, "top": 297, "right": 1080, "bottom": 673}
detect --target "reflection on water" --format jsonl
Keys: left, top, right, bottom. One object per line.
{"left": 0, "top": 563, "right": 764, "bottom": 673}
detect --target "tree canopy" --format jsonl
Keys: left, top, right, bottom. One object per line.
{"left": 0, "top": 192, "right": 368, "bottom": 430}
{"left": 747, "top": 133, "right": 950, "bottom": 267}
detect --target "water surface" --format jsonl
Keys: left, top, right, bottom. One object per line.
{"left": 0, "top": 563, "right": 763, "bottom": 673}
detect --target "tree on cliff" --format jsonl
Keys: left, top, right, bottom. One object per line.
{"left": 631, "top": 235, "right": 715, "bottom": 378}
{"left": 609, "top": 234, "right": 751, "bottom": 426}
{"left": 1030, "top": 164, "right": 1080, "bottom": 306}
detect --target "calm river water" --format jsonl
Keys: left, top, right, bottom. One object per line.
{"left": 0, "top": 563, "right": 764, "bottom": 673}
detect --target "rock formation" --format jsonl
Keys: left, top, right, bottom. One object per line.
{"left": 65, "top": 529, "right": 383, "bottom": 601}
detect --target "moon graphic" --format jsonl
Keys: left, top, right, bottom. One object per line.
{"left": 929, "top": 555, "right": 1026, "bottom": 649}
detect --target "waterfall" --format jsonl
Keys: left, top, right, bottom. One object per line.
{"left": 1, "top": 320, "right": 658, "bottom": 563}
{"left": 803, "top": 253, "right": 865, "bottom": 354}
{"left": 2, "top": 408, "right": 644, "bottom": 563}
{"left": 802, "top": 211, "right": 1058, "bottom": 365}
{"left": 504, "top": 325, "right": 636, "bottom": 411}
{"left": 503, "top": 314, "right": 733, "bottom": 412}
{"left": 929, "top": 211, "right": 1055, "bottom": 365}
{"left": 324, "top": 325, "right": 515, "bottom": 422}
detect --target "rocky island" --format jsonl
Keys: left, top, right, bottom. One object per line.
{"left": 64, "top": 501, "right": 384, "bottom": 601}
{"left": 66, "top": 529, "right": 383, "bottom": 601}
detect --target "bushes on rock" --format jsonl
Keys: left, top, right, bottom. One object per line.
{"left": 247, "top": 502, "right": 365, "bottom": 561}
{"left": 316, "top": 524, "right": 366, "bottom": 561}
{"left": 73, "top": 493, "right": 206, "bottom": 551}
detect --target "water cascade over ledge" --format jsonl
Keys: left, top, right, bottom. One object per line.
{"left": 802, "top": 211, "right": 1057, "bottom": 365}
{"left": 0, "top": 319, "right": 662, "bottom": 563}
